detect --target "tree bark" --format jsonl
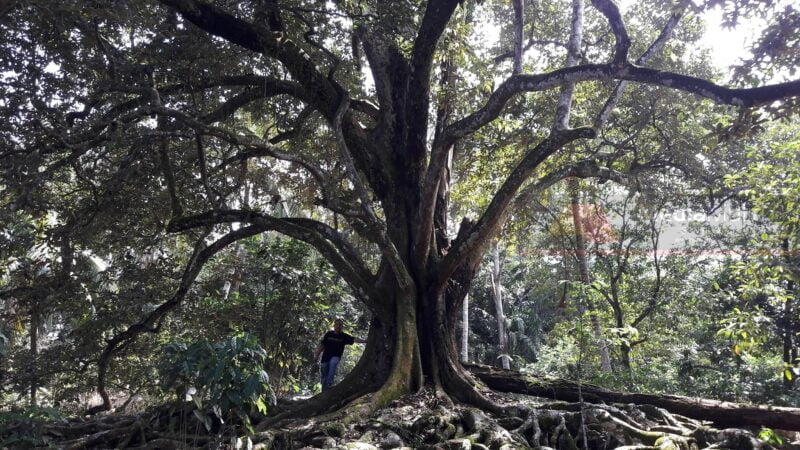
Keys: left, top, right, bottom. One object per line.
{"left": 30, "top": 298, "right": 38, "bottom": 407}
{"left": 469, "top": 364, "right": 800, "bottom": 432}
{"left": 491, "top": 242, "right": 510, "bottom": 370}
{"left": 461, "top": 294, "right": 469, "bottom": 363}
{"left": 784, "top": 281, "right": 796, "bottom": 387}
{"left": 223, "top": 183, "right": 250, "bottom": 301}
{"left": 784, "top": 238, "right": 796, "bottom": 388}
{"left": 512, "top": 0, "right": 524, "bottom": 75}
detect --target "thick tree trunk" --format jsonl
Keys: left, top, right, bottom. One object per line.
{"left": 469, "top": 364, "right": 800, "bottom": 432}
{"left": 422, "top": 287, "right": 503, "bottom": 413}
{"left": 260, "top": 311, "right": 398, "bottom": 428}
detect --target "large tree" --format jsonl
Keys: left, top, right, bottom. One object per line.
{"left": 2, "top": 0, "right": 799, "bottom": 420}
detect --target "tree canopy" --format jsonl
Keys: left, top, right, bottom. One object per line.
{"left": 1, "top": 0, "right": 800, "bottom": 447}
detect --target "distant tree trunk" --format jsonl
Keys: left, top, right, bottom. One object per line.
{"left": 223, "top": 182, "right": 251, "bottom": 301}
{"left": 223, "top": 243, "right": 247, "bottom": 301}
{"left": 569, "top": 179, "right": 612, "bottom": 372}
{"left": 490, "top": 243, "right": 510, "bottom": 369}
{"left": 609, "top": 279, "right": 632, "bottom": 371}
{"left": 783, "top": 291, "right": 794, "bottom": 388}
{"left": 30, "top": 299, "right": 38, "bottom": 406}
{"left": 261, "top": 277, "right": 270, "bottom": 350}
{"left": 461, "top": 294, "right": 469, "bottom": 362}
{"left": 620, "top": 342, "right": 632, "bottom": 371}
{"left": 783, "top": 238, "right": 796, "bottom": 388}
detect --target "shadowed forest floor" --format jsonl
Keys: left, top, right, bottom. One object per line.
{"left": 3, "top": 382, "right": 798, "bottom": 449}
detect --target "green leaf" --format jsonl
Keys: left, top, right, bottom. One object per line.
{"left": 758, "top": 428, "right": 783, "bottom": 446}
{"left": 255, "top": 397, "right": 267, "bottom": 414}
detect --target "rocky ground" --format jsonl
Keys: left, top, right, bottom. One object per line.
{"left": 257, "top": 389, "right": 793, "bottom": 450}
{"left": 4, "top": 387, "right": 797, "bottom": 449}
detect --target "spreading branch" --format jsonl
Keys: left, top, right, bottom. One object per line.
{"left": 406, "top": 0, "right": 461, "bottom": 156}
{"left": 148, "top": 104, "right": 355, "bottom": 216}
{"left": 89, "top": 225, "right": 265, "bottom": 414}
{"left": 590, "top": 0, "right": 630, "bottom": 66}
{"left": 167, "top": 209, "right": 376, "bottom": 299}
{"left": 332, "top": 95, "right": 414, "bottom": 294}
{"left": 513, "top": 159, "right": 637, "bottom": 211}
{"left": 438, "top": 128, "right": 596, "bottom": 285}
{"left": 446, "top": 64, "right": 800, "bottom": 147}
{"left": 596, "top": 2, "right": 687, "bottom": 128}
{"left": 158, "top": 0, "right": 338, "bottom": 117}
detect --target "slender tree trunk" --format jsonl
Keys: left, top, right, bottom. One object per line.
{"left": 512, "top": 0, "right": 524, "bottom": 75}
{"left": 568, "top": 179, "right": 612, "bottom": 372}
{"left": 223, "top": 182, "right": 251, "bottom": 301}
{"left": 461, "top": 294, "right": 469, "bottom": 362}
{"left": 491, "top": 243, "right": 510, "bottom": 369}
{"left": 784, "top": 238, "right": 796, "bottom": 388}
{"left": 30, "top": 299, "right": 38, "bottom": 406}
{"left": 620, "top": 343, "right": 632, "bottom": 371}
{"left": 783, "top": 280, "right": 794, "bottom": 388}
{"left": 261, "top": 277, "right": 269, "bottom": 350}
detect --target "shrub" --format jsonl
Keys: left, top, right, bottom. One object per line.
{"left": 0, "top": 405, "right": 68, "bottom": 447}
{"left": 158, "top": 332, "right": 273, "bottom": 434}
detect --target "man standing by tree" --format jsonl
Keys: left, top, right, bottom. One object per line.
{"left": 315, "top": 319, "right": 365, "bottom": 391}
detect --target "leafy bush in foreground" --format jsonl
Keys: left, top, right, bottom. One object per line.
{"left": 158, "top": 333, "right": 273, "bottom": 434}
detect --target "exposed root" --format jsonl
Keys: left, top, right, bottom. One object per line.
{"left": 2, "top": 389, "right": 780, "bottom": 449}
{"left": 249, "top": 390, "right": 776, "bottom": 449}
{"left": 255, "top": 370, "right": 380, "bottom": 432}
{"left": 470, "top": 363, "right": 800, "bottom": 432}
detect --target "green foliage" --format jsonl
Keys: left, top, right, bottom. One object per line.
{"left": 181, "top": 236, "right": 361, "bottom": 395}
{"left": 716, "top": 307, "right": 771, "bottom": 356}
{"left": 757, "top": 427, "right": 784, "bottom": 446}
{"left": 0, "top": 404, "right": 67, "bottom": 424}
{"left": 158, "top": 333, "right": 273, "bottom": 435}
{"left": 709, "top": 124, "right": 800, "bottom": 387}
{"left": 725, "top": 126, "right": 800, "bottom": 240}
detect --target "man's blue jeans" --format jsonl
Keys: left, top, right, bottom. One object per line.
{"left": 320, "top": 356, "right": 340, "bottom": 391}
